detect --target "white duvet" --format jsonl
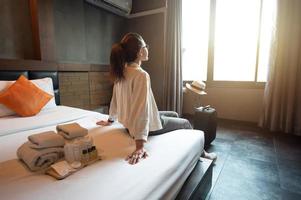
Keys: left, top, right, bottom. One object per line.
{"left": 0, "top": 106, "right": 104, "bottom": 136}
{"left": 0, "top": 106, "right": 204, "bottom": 200}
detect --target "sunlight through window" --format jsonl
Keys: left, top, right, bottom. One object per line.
{"left": 182, "top": 0, "right": 277, "bottom": 83}
{"left": 214, "top": 0, "right": 261, "bottom": 81}
{"left": 182, "top": 0, "right": 210, "bottom": 81}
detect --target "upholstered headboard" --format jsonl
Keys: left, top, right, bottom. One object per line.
{"left": 0, "top": 71, "right": 60, "bottom": 105}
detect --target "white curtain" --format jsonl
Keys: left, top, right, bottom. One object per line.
{"left": 260, "top": 0, "right": 301, "bottom": 135}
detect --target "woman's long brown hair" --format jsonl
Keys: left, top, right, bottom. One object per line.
{"left": 110, "top": 33, "right": 144, "bottom": 81}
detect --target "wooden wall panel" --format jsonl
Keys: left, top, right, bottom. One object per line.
{"left": 0, "top": 0, "right": 34, "bottom": 59}
{"left": 37, "top": 0, "right": 56, "bottom": 61}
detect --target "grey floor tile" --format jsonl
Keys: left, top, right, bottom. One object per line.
{"left": 278, "top": 161, "right": 301, "bottom": 194}
{"left": 236, "top": 132, "right": 274, "bottom": 148}
{"left": 216, "top": 127, "right": 241, "bottom": 142}
{"left": 206, "top": 138, "right": 233, "bottom": 153}
{"left": 221, "top": 155, "right": 280, "bottom": 185}
{"left": 277, "top": 157, "right": 301, "bottom": 172}
{"left": 210, "top": 153, "right": 228, "bottom": 181}
{"left": 274, "top": 134, "right": 301, "bottom": 162}
{"left": 230, "top": 142, "right": 277, "bottom": 163}
{"left": 202, "top": 120, "right": 301, "bottom": 200}
{"left": 281, "top": 189, "right": 301, "bottom": 200}
{"left": 205, "top": 139, "right": 232, "bottom": 200}
{"left": 275, "top": 148, "right": 301, "bottom": 163}
{"left": 209, "top": 169, "right": 281, "bottom": 200}
{"left": 204, "top": 152, "right": 229, "bottom": 200}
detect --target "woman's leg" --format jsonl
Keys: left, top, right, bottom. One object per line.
{"left": 151, "top": 114, "right": 217, "bottom": 161}
{"left": 159, "top": 111, "right": 179, "bottom": 118}
{"left": 149, "top": 115, "right": 192, "bottom": 136}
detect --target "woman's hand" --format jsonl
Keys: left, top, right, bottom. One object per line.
{"left": 126, "top": 139, "right": 148, "bottom": 165}
{"left": 126, "top": 148, "right": 148, "bottom": 165}
{"left": 96, "top": 120, "right": 112, "bottom": 126}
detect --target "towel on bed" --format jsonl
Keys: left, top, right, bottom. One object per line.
{"left": 57, "top": 123, "right": 88, "bottom": 139}
{"left": 28, "top": 131, "right": 65, "bottom": 149}
{"left": 17, "top": 142, "right": 64, "bottom": 171}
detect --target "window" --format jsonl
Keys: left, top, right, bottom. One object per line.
{"left": 182, "top": 0, "right": 210, "bottom": 81}
{"left": 182, "top": 0, "right": 277, "bottom": 83}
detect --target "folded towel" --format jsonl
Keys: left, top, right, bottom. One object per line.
{"left": 57, "top": 123, "right": 88, "bottom": 140}
{"left": 28, "top": 131, "right": 65, "bottom": 149}
{"left": 17, "top": 142, "right": 64, "bottom": 171}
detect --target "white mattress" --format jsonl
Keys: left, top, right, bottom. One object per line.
{"left": 0, "top": 106, "right": 104, "bottom": 136}
{"left": 0, "top": 106, "right": 204, "bottom": 200}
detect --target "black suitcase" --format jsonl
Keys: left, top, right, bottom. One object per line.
{"left": 193, "top": 106, "right": 217, "bottom": 147}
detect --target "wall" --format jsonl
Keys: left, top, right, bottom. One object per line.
{"left": 54, "top": 0, "right": 126, "bottom": 64}
{"left": 131, "top": 0, "right": 166, "bottom": 13}
{"left": 59, "top": 71, "right": 112, "bottom": 110}
{"left": 0, "top": 0, "right": 122, "bottom": 111}
{"left": 53, "top": 0, "right": 124, "bottom": 109}
{"left": 0, "top": 0, "right": 126, "bottom": 64}
{"left": 89, "top": 71, "right": 112, "bottom": 110}
{"left": 0, "top": 0, "right": 34, "bottom": 59}
{"left": 53, "top": 0, "right": 167, "bottom": 109}
{"left": 59, "top": 72, "right": 90, "bottom": 109}
{"left": 183, "top": 87, "right": 265, "bottom": 123}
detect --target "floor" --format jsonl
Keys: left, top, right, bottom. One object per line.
{"left": 192, "top": 119, "right": 301, "bottom": 200}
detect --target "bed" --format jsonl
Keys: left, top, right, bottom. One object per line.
{"left": 0, "top": 70, "right": 211, "bottom": 200}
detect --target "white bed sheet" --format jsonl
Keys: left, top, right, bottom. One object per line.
{"left": 0, "top": 106, "right": 204, "bottom": 200}
{"left": 0, "top": 106, "right": 105, "bottom": 136}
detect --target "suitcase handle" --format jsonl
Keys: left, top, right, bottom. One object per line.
{"left": 202, "top": 105, "right": 211, "bottom": 111}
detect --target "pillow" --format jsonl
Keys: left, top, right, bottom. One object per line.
{"left": 0, "top": 75, "right": 53, "bottom": 117}
{"left": 32, "top": 78, "right": 56, "bottom": 110}
{"left": 0, "top": 81, "right": 15, "bottom": 117}
{"left": 0, "top": 77, "right": 56, "bottom": 117}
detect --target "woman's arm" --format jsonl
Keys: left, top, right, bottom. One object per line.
{"left": 129, "top": 72, "right": 150, "bottom": 141}
{"left": 109, "top": 84, "right": 118, "bottom": 120}
{"left": 126, "top": 72, "right": 151, "bottom": 164}
{"left": 96, "top": 84, "right": 117, "bottom": 126}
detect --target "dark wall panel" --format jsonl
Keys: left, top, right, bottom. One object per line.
{"left": 54, "top": 0, "right": 126, "bottom": 64}
{"left": 38, "top": 0, "right": 56, "bottom": 61}
{"left": 84, "top": 3, "right": 126, "bottom": 64}
{"left": 127, "top": 13, "right": 165, "bottom": 109}
{"left": 0, "top": 0, "right": 34, "bottom": 59}
{"left": 131, "top": 0, "right": 166, "bottom": 13}
{"left": 54, "top": 0, "right": 87, "bottom": 63}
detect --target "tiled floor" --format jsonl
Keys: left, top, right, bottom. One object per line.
{"left": 199, "top": 120, "right": 301, "bottom": 200}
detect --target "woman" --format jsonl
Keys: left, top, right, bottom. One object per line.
{"left": 97, "top": 33, "right": 216, "bottom": 164}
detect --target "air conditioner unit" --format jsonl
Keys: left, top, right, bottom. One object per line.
{"left": 85, "top": 0, "right": 132, "bottom": 17}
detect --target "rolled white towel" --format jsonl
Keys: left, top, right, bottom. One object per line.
{"left": 28, "top": 131, "right": 65, "bottom": 149}
{"left": 57, "top": 123, "right": 88, "bottom": 140}
{"left": 17, "top": 142, "right": 64, "bottom": 171}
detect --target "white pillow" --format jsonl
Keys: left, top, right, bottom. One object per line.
{"left": 0, "top": 81, "right": 14, "bottom": 117}
{"left": 0, "top": 77, "right": 57, "bottom": 117}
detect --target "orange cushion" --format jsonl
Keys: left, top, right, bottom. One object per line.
{"left": 0, "top": 75, "right": 53, "bottom": 117}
